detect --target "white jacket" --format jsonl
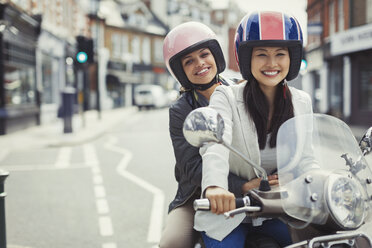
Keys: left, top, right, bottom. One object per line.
{"left": 194, "top": 81, "right": 313, "bottom": 241}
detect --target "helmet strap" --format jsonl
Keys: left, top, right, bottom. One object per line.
{"left": 192, "top": 75, "right": 219, "bottom": 91}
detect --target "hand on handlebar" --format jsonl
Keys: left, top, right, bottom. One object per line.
{"left": 205, "top": 186, "right": 236, "bottom": 215}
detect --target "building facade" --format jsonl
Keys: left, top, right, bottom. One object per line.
{"left": 0, "top": 2, "right": 41, "bottom": 135}
{"left": 305, "top": 0, "right": 372, "bottom": 125}
{"left": 8, "top": 0, "right": 91, "bottom": 127}
{"left": 99, "top": 0, "right": 168, "bottom": 108}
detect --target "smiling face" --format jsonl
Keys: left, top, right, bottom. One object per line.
{"left": 251, "top": 47, "right": 290, "bottom": 91}
{"left": 181, "top": 48, "right": 217, "bottom": 85}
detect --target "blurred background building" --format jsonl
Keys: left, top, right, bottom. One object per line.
{"left": 305, "top": 0, "right": 372, "bottom": 125}
{"left": 0, "top": 0, "right": 371, "bottom": 135}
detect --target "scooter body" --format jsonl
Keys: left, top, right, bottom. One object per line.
{"left": 185, "top": 108, "right": 372, "bottom": 248}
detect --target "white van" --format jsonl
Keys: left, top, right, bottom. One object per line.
{"left": 134, "top": 84, "right": 167, "bottom": 109}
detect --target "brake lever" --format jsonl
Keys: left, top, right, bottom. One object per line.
{"left": 224, "top": 206, "right": 261, "bottom": 219}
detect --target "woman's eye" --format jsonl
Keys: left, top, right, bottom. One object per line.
{"left": 277, "top": 53, "right": 286, "bottom": 56}
{"left": 257, "top": 53, "right": 266, "bottom": 57}
{"left": 184, "top": 59, "right": 193, "bottom": 66}
{"left": 201, "top": 52, "right": 210, "bottom": 58}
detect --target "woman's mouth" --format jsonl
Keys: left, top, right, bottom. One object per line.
{"left": 195, "top": 67, "right": 210, "bottom": 76}
{"left": 262, "top": 70, "right": 279, "bottom": 77}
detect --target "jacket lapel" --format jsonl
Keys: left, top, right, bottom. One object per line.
{"left": 232, "top": 83, "right": 261, "bottom": 177}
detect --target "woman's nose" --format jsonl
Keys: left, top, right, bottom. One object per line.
{"left": 266, "top": 56, "right": 278, "bottom": 67}
{"left": 195, "top": 57, "right": 204, "bottom": 67}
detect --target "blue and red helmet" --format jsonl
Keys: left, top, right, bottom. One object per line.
{"left": 234, "top": 11, "right": 303, "bottom": 81}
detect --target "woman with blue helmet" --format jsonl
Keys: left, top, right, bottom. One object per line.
{"left": 194, "top": 11, "right": 313, "bottom": 247}
{"left": 160, "top": 21, "right": 250, "bottom": 248}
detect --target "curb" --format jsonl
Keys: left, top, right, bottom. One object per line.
{"left": 0, "top": 107, "right": 137, "bottom": 150}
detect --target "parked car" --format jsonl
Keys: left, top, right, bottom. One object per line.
{"left": 165, "top": 89, "right": 179, "bottom": 106}
{"left": 134, "top": 84, "right": 167, "bottom": 109}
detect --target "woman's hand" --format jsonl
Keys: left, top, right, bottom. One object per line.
{"left": 205, "top": 186, "right": 235, "bottom": 215}
{"left": 241, "top": 175, "right": 279, "bottom": 194}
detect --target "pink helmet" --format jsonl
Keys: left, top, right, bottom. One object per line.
{"left": 163, "top": 22, "right": 225, "bottom": 89}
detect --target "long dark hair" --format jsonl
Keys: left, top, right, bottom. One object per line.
{"left": 243, "top": 77, "right": 294, "bottom": 149}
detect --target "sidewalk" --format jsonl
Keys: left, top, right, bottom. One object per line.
{"left": 0, "top": 107, "right": 137, "bottom": 150}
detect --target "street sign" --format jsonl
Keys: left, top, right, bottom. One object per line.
{"left": 308, "top": 22, "right": 323, "bottom": 35}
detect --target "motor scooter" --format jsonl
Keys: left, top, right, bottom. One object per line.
{"left": 183, "top": 107, "right": 372, "bottom": 248}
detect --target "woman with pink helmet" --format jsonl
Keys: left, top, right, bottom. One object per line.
{"left": 194, "top": 11, "right": 313, "bottom": 247}
{"left": 160, "top": 22, "right": 249, "bottom": 247}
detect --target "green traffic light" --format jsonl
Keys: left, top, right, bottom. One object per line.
{"left": 300, "top": 59, "right": 308, "bottom": 70}
{"left": 76, "top": 51, "right": 88, "bottom": 63}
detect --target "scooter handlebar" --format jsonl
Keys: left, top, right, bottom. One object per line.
{"left": 193, "top": 197, "right": 249, "bottom": 211}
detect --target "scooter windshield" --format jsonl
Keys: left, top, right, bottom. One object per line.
{"left": 277, "top": 113, "right": 372, "bottom": 228}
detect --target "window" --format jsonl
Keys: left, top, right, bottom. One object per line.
{"left": 4, "top": 65, "right": 36, "bottom": 106}
{"left": 12, "top": 0, "right": 31, "bottom": 11}
{"left": 359, "top": 63, "right": 372, "bottom": 111}
{"left": 368, "top": 0, "right": 372, "bottom": 23}
{"left": 111, "top": 33, "right": 121, "bottom": 58}
{"left": 329, "top": 1, "right": 335, "bottom": 36}
{"left": 202, "top": 12, "right": 211, "bottom": 25}
{"left": 154, "top": 39, "right": 163, "bottom": 63}
{"left": 338, "top": 0, "right": 344, "bottom": 32}
{"left": 168, "top": 0, "right": 178, "bottom": 14}
{"left": 32, "top": 0, "right": 43, "bottom": 14}
{"left": 191, "top": 8, "right": 200, "bottom": 20}
{"left": 121, "top": 34, "right": 129, "bottom": 59}
{"left": 142, "top": 37, "right": 151, "bottom": 64}
{"left": 308, "top": 12, "right": 322, "bottom": 47}
{"left": 132, "top": 36, "right": 141, "bottom": 63}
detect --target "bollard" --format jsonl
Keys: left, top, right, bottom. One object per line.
{"left": 61, "top": 87, "right": 76, "bottom": 134}
{"left": 0, "top": 169, "right": 9, "bottom": 248}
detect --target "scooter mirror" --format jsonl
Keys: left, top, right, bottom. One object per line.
{"left": 183, "top": 107, "right": 225, "bottom": 147}
{"left": 359, "top": 127, "right": 372, "bottom": 155}
{"left": 183, "top": 107, "right": 271, "bottom": 191}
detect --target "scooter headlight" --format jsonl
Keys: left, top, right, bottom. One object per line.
{"left": 325, "top": 174, "right": 366, "bottom": 229}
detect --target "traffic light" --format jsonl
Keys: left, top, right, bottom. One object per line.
{"left": 76, "top": 36, "right": 94, "bottom": 64}
{"left": 300, "top": 48, "right": 307, "bottom": 75}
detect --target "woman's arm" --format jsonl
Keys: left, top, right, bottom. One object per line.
{"left": 200, "top": 88, "right": 233, "bottom": 193}
{"left": 169, "top": 96, "right": 249, "bottom": 191}
{"left": 169, "top": 104, "right": 203, "bottom": 186}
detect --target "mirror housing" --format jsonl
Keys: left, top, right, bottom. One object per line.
{"left": 360, "top": 127, "right": 372, "bottom": 155}
{"left": 183, "top": 107, "right": 271, "bottom": 191}
{"left": 183, "top": 107, "right": 224, "bottom": 147}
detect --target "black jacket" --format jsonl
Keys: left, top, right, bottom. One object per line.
{"left": 168, "top": 80, "right": 247, "bottom": 212}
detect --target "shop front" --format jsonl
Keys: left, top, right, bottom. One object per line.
{"left": 0, "top": 3, "right": 41, "bottom": 134}
{"left": 350, "top": 49, "right": 372, "bottom": 124}
{"left": 331, "top": 22, "right": 372, "bottom": 125}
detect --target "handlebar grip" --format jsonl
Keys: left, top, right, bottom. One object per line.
{"left": 193, "top": 197, "right": 247, "bottom": 211}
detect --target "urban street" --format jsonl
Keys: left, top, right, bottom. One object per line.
{"left": 1, "top": 108, "right": 176, "bottom": 248}
{"left": 1, "top": 107, "right": 372, "bottom": 248}
{"left": 0, "top": 0, "right": 371, "bottom": 247}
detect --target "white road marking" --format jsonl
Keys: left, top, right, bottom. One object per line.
{"left": 99, "top": 216, "right": 114, "bottom": 236}
{"left": 96, "top": 198, "right": 110, "bottom": 214}
{"left": 0, "top": 148, "right": 9, "bottom": 164}
{"left": 55, "top": 147, "right": 71, "bottom": 168}
{"left": 102, "top": 243, "right": 117, "bottom": 248}
{"left": 85, "top": 144, "right": 116, "bottom": 245}
{"left": 93, "top": 174, "right": 103, "bottom": 184}
{"left": 84, "top": 144, "right": 99, "bottom": 167}
{"left": 92, "top": 166, "right": 101, "bottom": 174}
{"left": 105, "top": 136, "right": 165, "bottom": 243}
{"left": 94, "top": 184, "right": 106, "bottom": 198}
